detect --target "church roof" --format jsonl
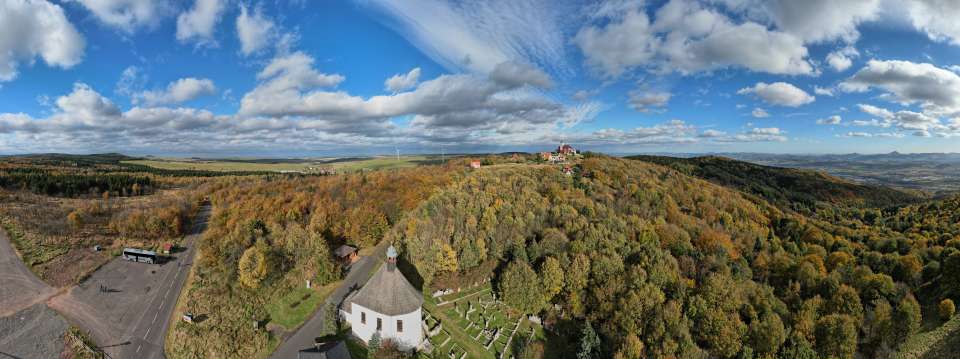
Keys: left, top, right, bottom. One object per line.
{"left": 347, "top": 252, "right": 423, "bottom": 316}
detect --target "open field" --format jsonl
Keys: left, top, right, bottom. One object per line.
{"left": 124, "top": 155, "right": 443, "bottom": 173}
{"left": 0, "top": 188, "right": 198, "bottom": 286}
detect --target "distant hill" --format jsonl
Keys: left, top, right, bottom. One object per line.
{"left": 628, "top": 155, "right": 922, "bottom": 213}
{"left": 0, "top": 153, "right": 138, "bottom": 167}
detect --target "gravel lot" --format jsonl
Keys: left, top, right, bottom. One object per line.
{"left": 0, "top": 303, "right": 68, "bottom": 358}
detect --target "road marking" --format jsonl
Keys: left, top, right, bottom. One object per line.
{"left": 136, "top": 344, "right": 142, "bottom": 353}
{"left": 143, "top": 327, "right": 151, "bottom": 339}
{"left": 153, "top": 311, "right": 159, "bottom": 323}
{"left": 160, "top": 299, "right": 165, "bottom": 309}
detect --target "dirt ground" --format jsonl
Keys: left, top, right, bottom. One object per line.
{"left": 0, "top": 303, "right": 69, "bottom": 358}
{"left": 0, "top": 230, "right": 57, "bottom": 317}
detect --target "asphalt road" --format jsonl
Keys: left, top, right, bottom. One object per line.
{"left": 269, "top": 241, "right": 387, "bottom": 359}
{"left": 122, "top": 203, "right": 210, "bottom": 359}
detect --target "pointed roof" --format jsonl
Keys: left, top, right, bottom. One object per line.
{"left": 347, "top": 248, "right": 423, "bottom": 316}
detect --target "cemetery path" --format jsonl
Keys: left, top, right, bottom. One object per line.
{"left": 269, "top": 241, "right": 388, "bottom": 358}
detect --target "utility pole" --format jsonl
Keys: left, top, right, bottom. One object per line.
{"left": 395, "top": 147, "right": 400, "bottom": 161}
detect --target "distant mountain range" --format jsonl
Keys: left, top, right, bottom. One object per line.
{"left": 627, "top": 152, "right": 960, "bottom": 195}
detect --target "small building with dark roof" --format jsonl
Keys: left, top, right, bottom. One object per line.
{"left": 340, "top": 245, "right": 423, "bottom": 350}
{"left": 334, "top": 245, "right": 358, "bottom": 265}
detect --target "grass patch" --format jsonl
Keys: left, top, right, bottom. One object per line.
{"left": 895, "top": 314, "right": 960, "bottom": 359}
{"left": 65, "top": 326, "right": 105, "bottom": 359}
{"left": 266, "top": 281, "right": 340, "bottom": 331}
{"left": 1, "top": 220, "right": 68, "bottom": 270}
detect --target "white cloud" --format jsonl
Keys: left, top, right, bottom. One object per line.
{"left": 115, "top": 65, "right": 145, "bottom": 96}
{"left": 841, "top": 60, "right": 960, "bottom": 116}
{"left": 575, "top": 8, "right": 658, "bottom": 78}
{"left": 176, "top": 0, "right": 226, "bottom": 45}
{"left": 575, "top": 0, "right": 815, "bottom": 78}
{"left": 826, "top": 46, "right": 859, "bottom": 71}
{"left": 751, "top": 108, "right": 770, "bottom": 118}
{"left": 488, "top": 61, "right": 553, "bottom": 89}
{"left": 842, "top": 131, "right": 904, "bottom": 138}
{"left": 56, "top": 83, "right": 121, "bottom": 122}
{"left": 135, "top": 78, "right": 216, "bottom": 106}
{"left": 628, "top": 90, "right": 671, "bottom": 113}
{"left": 904, "top": 0, "right": 960, "bottom": 46}
{"left": 746, "top": 0, "right": 881, "bottom": 43}
{"left": 572, "top": 89, "right": 598, "bottom": 101}
{"left": 574, "top": 120, "right": 698, "bottom": 145}
{"left": 854, "top": 102, "right": 947, "bottom": 134}
{"left": 0, "top": 0, "right": 85, "bottom": 82}
{"left": 857, "top": 103, "right": 894, "bottom": 119}
{"left": 236, "top": 3, "right": 277, "bottom": 56}
{"left": 814, "top": 86, "right": 834, "bottom": 96}
{"left": 718, "top": 127, "right": 787, "bottom": 142}
{"left": 359, "top": 0, "right": 572, "bottom": 75}
{"left": 700, "top": 129, "right": 726, "bottom": 138}
{"left": 817, "top": 115, "right": 841, "bottom": 125}
{"left": 384, "top": 68, "right": 421, "bottom": 93}
{"left": 738, "top": 82, "right": 815, "bottom": 107}
{"left": 237, "top": 52, "right": 582, "bottom": 145}
{"left": 850, "top": 119, "right": 891, "bottom": 128}
{"left": 72, "top": 0, "right": 169, "bottom": 32}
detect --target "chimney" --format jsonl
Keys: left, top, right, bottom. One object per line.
{"left": 386, "top": 245, "right": 398, "bottom": 272}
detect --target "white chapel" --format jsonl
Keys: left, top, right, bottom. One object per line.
{"left": 340, "top": 245, "right": 424, "bottom": 350}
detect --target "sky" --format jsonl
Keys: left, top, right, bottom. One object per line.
{"left": 3, "top": 0, "right": 960, "bottom": 157}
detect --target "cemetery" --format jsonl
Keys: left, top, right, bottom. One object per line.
{"left": 421, "top": 284, "right": 541, "bottom": 359}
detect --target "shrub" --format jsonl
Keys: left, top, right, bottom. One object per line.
{"left": 939, "top": 299, "right": 956, "bottom": 321}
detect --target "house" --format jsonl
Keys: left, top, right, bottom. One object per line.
{"left": 335, "top": 245, "right": 358, "bottom": 266}
{"left": 161, "top": 242, "right": 173, "bottom": 255}
{"left": 470, "top": 160, "right": 482, "bottom": 169}
{"left": 297, "top": 339, "right": 350, "bottom": 359}
{"left": 340, "top": 245, "right": 423, "bottom": 350}
{"left": 562, "top": 165, "right": 573, "bottom": 176}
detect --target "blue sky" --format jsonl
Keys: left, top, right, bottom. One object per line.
{"left": 2, "top": 0, "right": 960, "bottom": 156}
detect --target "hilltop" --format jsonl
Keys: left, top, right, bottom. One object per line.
{"left": 628, "top": 155, "right": 923, "bottom": 214}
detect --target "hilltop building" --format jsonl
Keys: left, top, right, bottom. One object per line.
{"left": 557, "top": 142, "right": 577, "bottom": 155}
{"left": 340, "top": 245, "right": 423, "bottom": 350}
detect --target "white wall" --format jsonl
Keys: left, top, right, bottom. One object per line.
{"left": 342, "top": 303, "right": 422, "bottom": 350}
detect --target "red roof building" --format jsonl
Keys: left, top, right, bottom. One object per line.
{"left": 470, "top": 160, "right": 482, "bottom": 169}
{"left": 557, "top": 143, "right": 577, "bottom": 155}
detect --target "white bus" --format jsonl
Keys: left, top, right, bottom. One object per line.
{"left": 122, "top": 248, "right": 158, "bottom": 264}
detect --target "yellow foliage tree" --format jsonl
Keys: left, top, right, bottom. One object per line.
{"left": 238, "top": 242, "right": 270, "bottom": 288}
{"left": 436, "top": 244, "right": 458, "bottom": 273}
{"left": 541, "top": 256, "right": 564, "bottom": 302}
